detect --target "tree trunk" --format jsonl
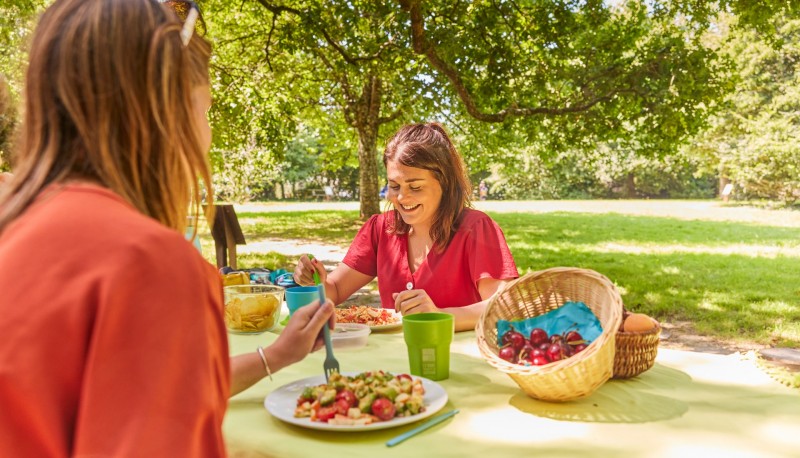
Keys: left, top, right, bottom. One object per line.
{"left": 623, "top": 172, "right": 636, "bottom": 198}
{"left": 352, "top": 75, "right": 383, "bottom": 219}
{"left": 356, "top": 124, "right": 381, "bottom": 219}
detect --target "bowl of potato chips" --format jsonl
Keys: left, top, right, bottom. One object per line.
{"left": 224, "top": 284, "right": 284, "bottom": 334}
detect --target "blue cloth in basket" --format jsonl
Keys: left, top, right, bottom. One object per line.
{"left": 496, "top": 301, "right": 603, "bottom": 346}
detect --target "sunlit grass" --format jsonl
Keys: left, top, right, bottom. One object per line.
{"left": 198, "top": 208, "right": 800, "bottom": 347}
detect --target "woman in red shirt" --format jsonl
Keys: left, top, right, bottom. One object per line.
{"left": 0, "top": 1, "right": 332, "bottom": 456}
{"left": 294, "top": 122, "right": 519, "bottom": 331}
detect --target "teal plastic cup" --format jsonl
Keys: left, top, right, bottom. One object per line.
{"left": 285, "top": 286, "right": 320, "bottom": 316}
{"left": 402, "top": 313, "right": 455, "bottom": 381}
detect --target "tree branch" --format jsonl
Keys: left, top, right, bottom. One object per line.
{"left": 314, "top": 50, "right": 357, "bottom": 127}
{"left": 264, "top": 13, "right": 277, "bottom": 72}
{"left": 399, "top": 0, "right": 628, "bottom": 122}
{"left": 255, "top": 0, "right": 395, "bottom": 67}
{"left": 378, "top": 107, "right": 404, "bottom": 125}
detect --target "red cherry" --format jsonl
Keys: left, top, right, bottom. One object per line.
{"left": 546, "top": 343, "right": 564, "bottom": 362}
{"left": 531, "top": 355, "right": 550, "bottom": 366}
{"left": 529, "top": 328, "right": 549, "bottom": 346}
{"left": 565, "top": 330, "right": 584, "bottom": 343}
{"left": 502, "top": 328, "right": 526, "bottom": 352}
{"left": 530, "top": 348, "right": 546, "bottom": 358}
{"left": 538, "top": 342, "right": 550, "bottom": 352}
{"left": 498, "top": 345, "right": 517, "bottom": 363}
{"left": 573, "top": 343, "right": 588, "bottom": 353}
{"left": 518, "top": 341, "right": 536, "bottom": 360}
{"left": 560, "top": 341, "right": 574, "bottom": 357}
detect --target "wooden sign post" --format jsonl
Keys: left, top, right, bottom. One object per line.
{"left": 210, "top": 204, "right": 246, "bottom": 269}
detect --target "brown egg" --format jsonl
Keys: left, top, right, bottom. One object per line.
{"left": 623, "top": 313, "right": 657, "bottom": 332}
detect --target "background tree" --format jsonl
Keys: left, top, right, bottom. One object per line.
{"left": 2, "top": 1, "right": 797, "bottom": 205}
{"left": 0, "top": 0, "right": 43, "bottom": 170}
{"left": 207, "top": 0, "right": 429, "bottom": 218}
{"left": 690, "top": 17, "right": 800, "bottom": 204}
{"left": 205, "top": 0, "right": 796, "bottom": 217}
{"left": 0, "top": 76, "right": 16, "bottom": 170}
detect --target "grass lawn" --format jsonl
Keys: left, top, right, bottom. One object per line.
{"left": 198, "top": 201, "right": 800, "bottom": 349}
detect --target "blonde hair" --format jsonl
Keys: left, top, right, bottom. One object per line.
{"left": 0, "top": 0, "right": 213, "bottom": 233}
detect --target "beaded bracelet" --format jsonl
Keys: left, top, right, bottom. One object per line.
{"left": 256, "top": 346, "right": 273, "bottom": 381}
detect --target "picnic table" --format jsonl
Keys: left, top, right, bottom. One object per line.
{"left": 224, "top": 317, "right": 800, "bottom": 457}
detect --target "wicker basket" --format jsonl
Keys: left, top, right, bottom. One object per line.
{"left": 476, "top": 267, "right": 623, "bottom": 402}
{"left": 613, "top": 315, "right": 661, "bottom": 379}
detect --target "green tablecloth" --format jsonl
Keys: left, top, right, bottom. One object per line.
{"left": 224, "top": 327, "right": 800, "bottom": 458}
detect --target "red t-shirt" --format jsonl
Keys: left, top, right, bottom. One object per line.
{"left": 0, "top": 183, "right": 229, "bottom": 457}
{"left": 343, "top": 208, "right": 519, "bottom": 309}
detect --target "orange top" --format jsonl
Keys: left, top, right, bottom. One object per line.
{"left": 0, "top": 183, "right": 230, "bottom": 457}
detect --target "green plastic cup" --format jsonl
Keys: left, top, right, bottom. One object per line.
{"left": 402, "top": 313, "right": 454, "bottom": 381}
{"left": 285, "top": 286, "right": 319, "bottom": 316}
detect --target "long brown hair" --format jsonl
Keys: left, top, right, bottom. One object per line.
{"left": 0, "top": 0, "right": 213, "bottom": 234}
{"left": 383, "top": 122, "right": 472, "bottom": 250}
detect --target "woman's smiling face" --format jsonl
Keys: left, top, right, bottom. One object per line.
{"left": 386, "top": 159, "right": 443, "bottom": 230}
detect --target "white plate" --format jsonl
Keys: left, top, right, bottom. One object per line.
{"left": 264, "top": 373, "right": 448, "bottom": 432}
{"left": 337, "top": 309, "right": 402, "bottom": 331}
{"left": 369, "top": 311, "right": 403, "bottom": 331}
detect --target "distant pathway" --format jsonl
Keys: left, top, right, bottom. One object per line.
{"left": 235, "top": 199, "right": 800, "bottom": 227}
{"left": 239, "top": 238, "right": 348, "bottom": 265}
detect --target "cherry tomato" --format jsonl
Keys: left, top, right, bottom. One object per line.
{"left": 316, "top": 405, "right": 338, "bottom": 422}
{"left": 334, "top": 398, "right": 351, "bottom": 416}
{"left": 335, "top": 389, "right": 357, "bottom": 407}
{"left": 371, "top": 398, "right": 396, "bottom": 421}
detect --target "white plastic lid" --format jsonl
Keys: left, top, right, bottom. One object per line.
{"left": 331, "top": 323, "right": 371, "bottom": 349}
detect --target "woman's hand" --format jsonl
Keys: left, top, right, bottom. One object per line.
{"left": 229, "top": 300, "right": 335, "bottom": 396}
{"left": 270, "top": 299, "right": 334, "bottom": 366}
{"left": 293, "top": 254, "right": 328, "bottom": 286}
{"left": 392, "top": 289, "right": 440, "bottom": 315}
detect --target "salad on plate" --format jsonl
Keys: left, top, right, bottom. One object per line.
{"left": 294, "top": 370, "right": 424, "bottom": 426}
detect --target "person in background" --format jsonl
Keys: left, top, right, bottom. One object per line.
{"left": 0, "top": 1, "right": 333, "bottom": 456}
{"left": 294, "top": 122, "right": 519, "bottom": 332}
{"left": 479, "top": 179, "right": 488, "bottom": 200}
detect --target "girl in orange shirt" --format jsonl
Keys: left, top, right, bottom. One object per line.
{"left": 0, "top": 1, "right": 333, "bottom": 456}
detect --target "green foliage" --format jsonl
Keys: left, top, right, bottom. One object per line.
{"left": 488, "top": 145, "right": 716, "bottom": 200}
{"left": 212, "top": 136, "right": 281, "bottom": 203}
{"left": 0, "top": 0, "right": 45, "bottom": 169}
{"left": 0, "top": 76, "right": 16, "bottom": 170}
{"left": 2, "top": 1, "right": 797, "bottom": 203}
{"left": 690, "top": 17, "right": 800, "bottom": 204}
{"left": 203, "top": 0, "right": 434, "bottom": 213}
{"left": 204, "top": 1, "right": 791, "bottom": 206}
{"left": 407, "top": 0, "right": 733, "bottom": 157}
